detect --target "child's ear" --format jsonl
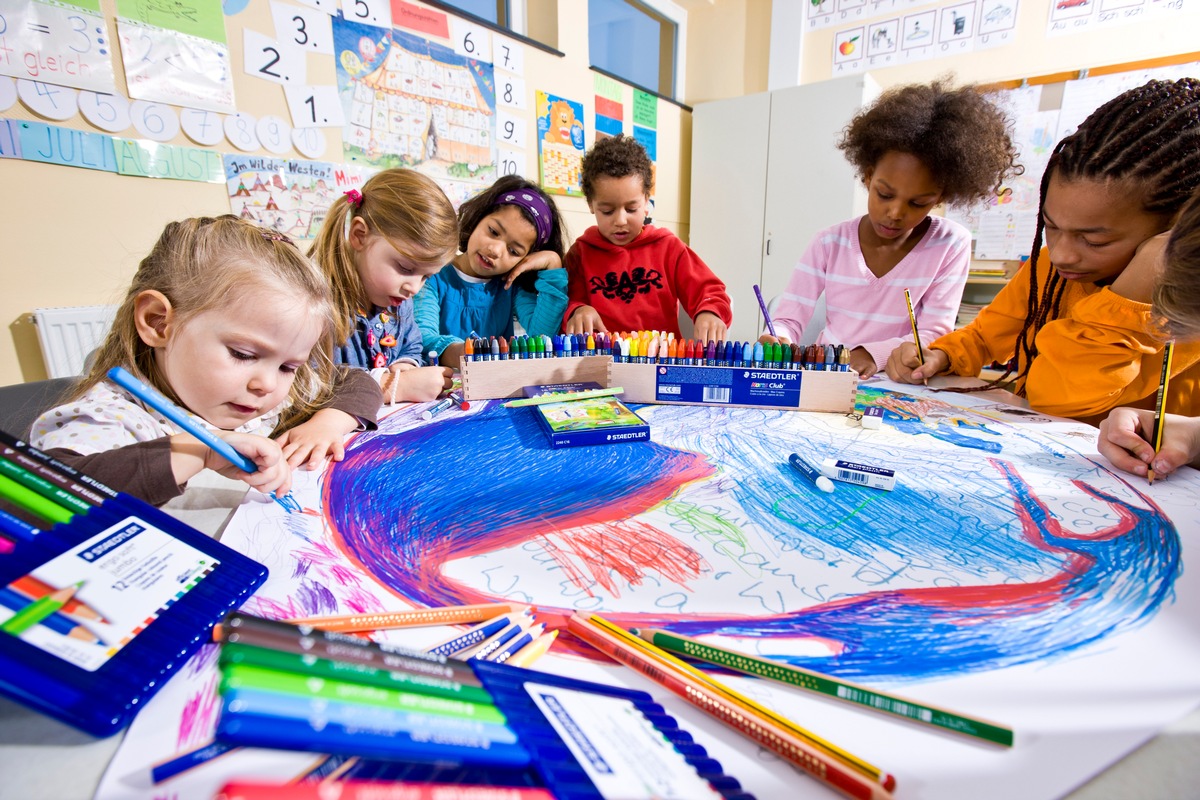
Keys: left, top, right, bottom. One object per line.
{"left": 347, "top": 216, "right": 371, "bottom": 253}
{"left": 132, "top": 290, "right": 175, "bottom": 347}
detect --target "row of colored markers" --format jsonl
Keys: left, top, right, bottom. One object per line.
{"left": 463, "top": 331, "right": 853, "bottom": 370}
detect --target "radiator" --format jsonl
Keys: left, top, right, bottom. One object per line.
{"left": 32, "top": 305, "right": 118, "bottom": 378}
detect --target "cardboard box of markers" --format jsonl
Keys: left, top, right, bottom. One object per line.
{"left": 459, "top": 354, "right": 858, "bottom": 414}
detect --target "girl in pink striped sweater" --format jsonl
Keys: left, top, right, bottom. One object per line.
{"left": 761, "top": 81, "right": 1020, "bottom": 377}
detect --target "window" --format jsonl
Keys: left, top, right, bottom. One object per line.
{"left": 437, "top": 1, "right": 504, "bottom": 25}
{"left": 428, "top": 1, "right": 560, "bottom": 50}
{"left": 589, "top": 0, "right": 685, "bottom": 99}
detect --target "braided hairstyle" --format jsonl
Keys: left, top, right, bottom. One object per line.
{"left": 986, "top": 78, "right": 1200, "bottom": 393}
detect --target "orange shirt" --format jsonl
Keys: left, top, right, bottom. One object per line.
{"left": 930, "top": 250, "right": 1200, "bottom": 423}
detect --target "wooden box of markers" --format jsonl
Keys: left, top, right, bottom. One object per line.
{"left": 459, "top": 355, "right": 858, "bottom": 413}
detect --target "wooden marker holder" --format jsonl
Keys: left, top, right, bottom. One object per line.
{"left": 460, "top": 356, "right": 858, "bottom": 413}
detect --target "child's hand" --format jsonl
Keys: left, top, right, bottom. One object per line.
{"left": 757, "top": 333, "right": 791, "bottom": 345}
{"left": 693, "top": 312, "right": 727, "bottom": 343}
{"left": 380, "top": 366, "right": 453, "bottom": 404}
{"left": 276, "top": 408, "right": 359, "bottom": 470}
{"left": 1097, "top": 407, "right": 1200, "bottom": 478}
{"left": 439, "top": 342, "right": 466, "bottom": 370}
{"left": 848, "top": 346, "right": 878, "bottom": 379}
{"left": 204, "top": 431, "right": 292, "bottom": 497}
{"left": 566, "top": 306, "right": 607, "bottom": 334}
{"left": 886, "top": 343, "right": 948, "bottom": 383}
{"left": 503, "top": 250, "right": 562, "bottom": 289}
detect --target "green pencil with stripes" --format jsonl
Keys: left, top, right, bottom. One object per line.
{"left": 632, "top": 627, "right": 1013, "bottom": 747}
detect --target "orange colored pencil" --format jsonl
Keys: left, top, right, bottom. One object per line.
{"left": 10, "top": 574, "right": 107, "bottom": 622}
{"left": 287, "top": 602, "right": 517, "bottom": 633}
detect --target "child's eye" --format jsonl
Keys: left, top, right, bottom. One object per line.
{"left": 876, "top": 192, "right": 894, "bottom": 200}
{"left": 227, "top": 348, "right": 254, "bottom": 361}
{"left": 394, "top": 263, "right": 413, "bottom": 275}
{"left": 280, "top": 364, "right": 299, "bottom": 374}
{"left": 489, "top": 226, "right": 500, "bottom": 237}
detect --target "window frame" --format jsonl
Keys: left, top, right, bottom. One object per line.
{"left": 588, "top": 0, "right": 688, "bottom": 101}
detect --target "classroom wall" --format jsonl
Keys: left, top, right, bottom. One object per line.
{"left": 0, "top": 0, "right": 720, "bottom": 386}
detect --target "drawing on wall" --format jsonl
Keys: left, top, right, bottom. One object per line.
{"left": 536, "top": 90, "right": 585, "bottom": 197}
{"left": 902, "top": 11, "right": 937, "bottom": 48}
{"left": 834, "top": 27, "right": 866, "bottom": 65}
{"left": 222, "top": 154, "right": 375, "bottom": 239}
{"left": 867, "top": 19, "right": 899, "bottom": 56}
{"left": 940, "top": 3, "right": 978, "bottom": 40}
{"left": 980, "top": 0, "right": 1018, "bottom": 33}
{"left": 333, "top": 18, "right": 496, "bottom": 206}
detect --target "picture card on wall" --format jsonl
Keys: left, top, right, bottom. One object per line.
{"left": 492, "top": 35, "right": 525, "bottom": 75}
{"left": 0, "top": 0, "right": 117, "bottom": 93}
{"left": 450, "top": 18, "right": 491, "bottom": 62}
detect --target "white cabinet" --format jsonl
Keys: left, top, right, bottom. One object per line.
{"left": 689, "top": 74, "right": 880, "bottom": 342}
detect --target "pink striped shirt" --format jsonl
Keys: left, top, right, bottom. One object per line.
{"left": 772, "top": 215, "right": 971, "bottom": 369}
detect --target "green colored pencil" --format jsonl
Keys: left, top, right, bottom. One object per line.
{"left": 1, "top": 584, "right": 79, "bottom": 636}
{"left": 502, "top": 387, "right": 625, "bottom": 407}
{"left": 0, "top": 455, "right": 91, "bottom": 516}
{"left": 633, "top": 627, "right": 1013, "bottom": 747}
{"left": 0, "top": 473, "right": 74, "bottom": 526}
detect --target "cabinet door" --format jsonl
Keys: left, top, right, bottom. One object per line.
{"left": 761, "top": 75, "right": 879, "bottom": 342}
{"left": 689, "top": 91, "right": 771, "bottom": 341}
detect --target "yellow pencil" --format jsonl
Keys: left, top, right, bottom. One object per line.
{"left": 506, "top": 629, "right": 559, "bottom": 668}
{"left": 1148, "top": 340, "right": 1175, "bottom": 485}
{"left": 904, "top": 288, "right": 924, "bottom": 365}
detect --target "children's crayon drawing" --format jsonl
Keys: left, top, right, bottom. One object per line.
{"left": 96, "top": 380, "right": 1200, "bottom": 800}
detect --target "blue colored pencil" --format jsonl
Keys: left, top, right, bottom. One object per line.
{"left": 754, "top": 284, "right": 777, "bottom": 338}
{"left": 428, "top": 616, "right": 510, "bottom": 657}
{"left": 106, "top": 367, "right": 297, "bottom": 510}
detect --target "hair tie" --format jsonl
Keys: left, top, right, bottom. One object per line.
{"left": 495, "top": 190, "right": 552, "bottom": 247}
{"left": 344, "top": 189, "right": 364, "bottom": 209}
{"left": 259, "top": 230, "right": 293, "bottom": 244}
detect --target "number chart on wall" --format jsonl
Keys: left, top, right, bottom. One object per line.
{"left": 334, "top": 17, "right": 496, "bottom": 207}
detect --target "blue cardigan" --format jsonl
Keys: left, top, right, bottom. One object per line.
{"left": 334, "top": 300, "right": 427, "bottom": 369}
{"left": 413, "top": 264, "right": 568, "bottom": 356}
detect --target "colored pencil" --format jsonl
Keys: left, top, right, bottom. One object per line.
{"left": 0, "top": 587, "right": 100, "bottom": 642}
{"left": 428, "top": 615, "right": 511, "bottom": 657}
{"left": 489, "top": 623, "right": 544, "bottom": 665}
{"left": 10, "top": 574, "right": 108, "bottom": 623}
{"left": 106, "top": 366, "right": 298, "bottom": 510}
{"left": 215, "top": 612, "right": 481, "bottom": 686}
{"left": 634, "top": 627, "right": 1013, "bottom": 746}
{"left": 584, "top": 613, "right": 894, "bottom": 790}
{"left": 505, "top": 629, "right": 558, "bottom": 668}
{"left": 1148, "top": 340, "right": 1175, "bottom": 485}
{"left": 502, "top": 387, "right": 625, "bottom": 407}
{"left": 216, "top": 781, "right": 557, "bottom": 800}
{"left": 0, "top": 454, "right": 92, "bottom": 516}
{"left": 1, "top": 444, "right": 107, "bottom": 506}
{"left": 0, "top": 583, "right": 79, "bottom": 636}
{"left": 904, "top": 288, "right": 924, "bottom": 365}
{"left": 0, "top": 473, "right": 73, "bottom": 525}
{"left": 754, "top": 284, "right": 778, "bottom": 338}
{"left": 287, "top": 602, "right": 516, "bottom": 633}
{"left": 566, "top": 613, "right": 894, "bottom": 800}
{"left": 0, "top": 506, "right": 41, "bottom": 542}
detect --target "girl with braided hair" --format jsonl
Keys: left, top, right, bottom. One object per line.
{"left": 886, "top": 78, "right": 1200, "bottom": 425}
{"left": 1099, "top": 187, "right": 1200, "bottom": 478}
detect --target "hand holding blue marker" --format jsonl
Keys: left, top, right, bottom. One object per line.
{"left": 106, "top": 367, "right": 299, "bottom": 511}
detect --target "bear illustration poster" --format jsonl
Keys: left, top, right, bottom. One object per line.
{"left": 536, "top": 90, "right": 586, "bottom": 196}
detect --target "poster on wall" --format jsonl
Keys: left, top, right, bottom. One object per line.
{"left": 1047, "top": 0, "right": 1191, "bottom": 37}
{"left": 115, "top": 0, "right": 235, "bottom": 113}
{"left": 0, "top": 0, "right": 117, "bottom": 93}
{"left": 333, "top": 17, "right": 496, "bottom": 207}
{"left": 536, "top": 90, "right": 585, "bottom": 197}
{"left": 223, "top": 154, "right": 375, "bottom": 240}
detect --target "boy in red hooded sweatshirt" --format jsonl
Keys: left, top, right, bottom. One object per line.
{"left": 562, "top": 135, "right": 732, "bottom": 340}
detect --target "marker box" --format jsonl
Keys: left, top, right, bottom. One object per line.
{"left": 861, "top": 407, "right": 885, "bottom": 430}
{"left": 820, "top": 459, "right": 896, "bottom": 491}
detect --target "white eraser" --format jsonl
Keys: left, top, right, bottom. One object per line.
{"left": 861, "top": 407, "right": 885, "bottom": 430}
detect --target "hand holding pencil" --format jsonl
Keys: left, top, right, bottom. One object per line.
{"left": 1097, "top": 406, "right": 1200, "bottom": 480}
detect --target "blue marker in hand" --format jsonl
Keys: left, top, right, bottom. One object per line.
{"left": 106, "top": 366, "right": 300, "bottom": 511}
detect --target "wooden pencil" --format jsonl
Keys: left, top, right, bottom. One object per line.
{"left": 566, "top": 613, "right": 894, "bottom": 800}
{"left": 287, "top": 602, "right": 518, "bottom": 633}
{"left": 633, "top": 627, "right": 1012, "bottom": 746}
{"left": 1148, "top": 340, "right": 1175, "bottom": 485}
